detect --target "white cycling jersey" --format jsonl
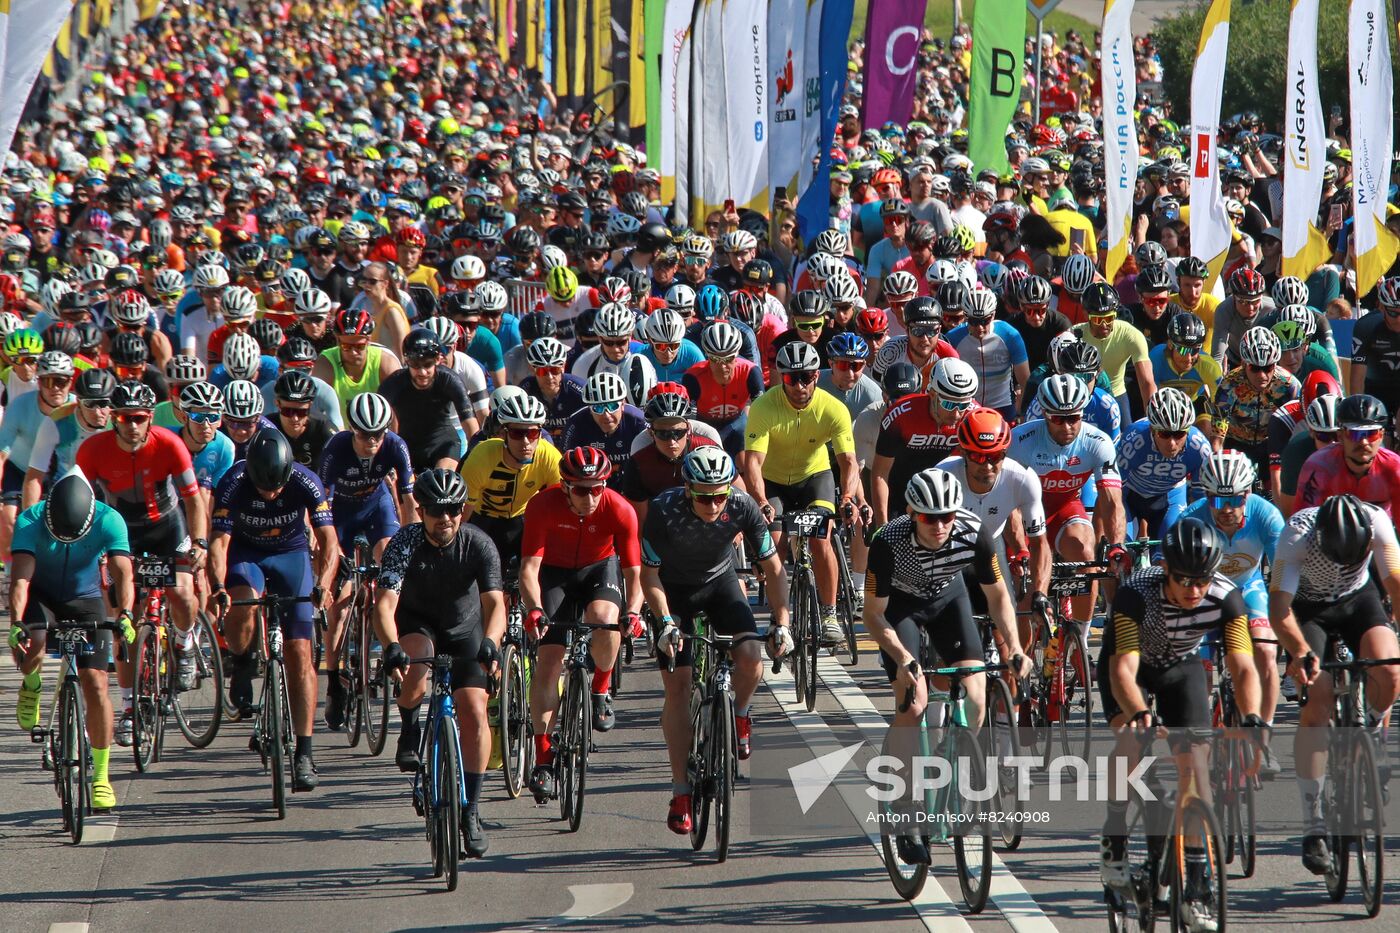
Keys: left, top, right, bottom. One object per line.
{"left": 936, "top": 455, "right": 1047, "bottom": 540}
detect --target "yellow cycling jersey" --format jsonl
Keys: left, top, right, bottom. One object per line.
{"left": 744, "top": 385, "right": 855, "bottom": 485}
{"left": 461, "top": 437, "right": 561, "bottom": 519}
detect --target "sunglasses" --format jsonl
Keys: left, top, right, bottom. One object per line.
{"left": 1171, "top": 344, "right": 1200, "bottom": 356}
{"left": 794, "top": 319, "right": 825, "bottom": 331}
{"left": 1088, "top": 314, "right": 1117, "bottom": 323}
{"left": 709, "top": 354, "right": 738, "bottom": 366}
{"left": 507, "top": 426, "right": 542, "bottom": 441}
{"left": 115, "top": 412, "right": 152, "bottom": 425}
{"left": 186, "top": 410, "right": 220, "bottom": 424}
{"left": 963, "top": 450, "right": 1004, "bottom": 465}
{"left": 909, "top": 326, "right": 940, "bottom": 339}
{"left": 226, "top": 417, "right": 260, "bottom": 429}
{"left": 1245, "top": 364, "right": 1273, "bottom": 375}
{"left": 654, "top": 427, "right": 690, "bottom": 441}
{"left": 1142, "top": 295, "right": 1170, "bottom": 307}
{"left": 690, "top": 486, "right": 732, "bottom": 504}
{"left": 10, "top": 355, "right": 36, "bottom": 366}
{"left": 279, "top": 406, "right": 311, "bottom": 419}
{"left": 197, "top": 287, "right": 226, "bottom": 296}
{"left": 1047, "top": 413, "right": 1083, "bottom": 425}
{"left": 360, "top": 277, "right": 386, "bottom": 286}
{"left": 1169, "top": 572, "right": 1212, "bottom": 589}
{"left": 1209, "top": 494, "right": 1247, "bottom": 509}
{"left": 591, "top": 401, "right": 622, "bottom": 414}
{"left": 782, "top": 372, "right": 818, "bottom": 386}
{"left": 651, "top": 341, "right": 680, "bottom": 352}
{"left": 80, "top": 398, "right": 113, "bottom": 410}
{"left": 915, "top": 511, "right": 957, "bottom": 525}
{"left": 533, "top": 366, "right": 564, "bottom": 376}
{"left": 600, "top": 338, "right": 632, "bottom": 349}
{"left": 423, "top": 502, "right": 464, "bottom": 518}
{"left": 584, "top": 251, "right": 607, "bottom": 261}
{"left": 481, "top": 311, "right": 503, "bottom": 320}
{"left": 832, "top": 359, "right": 866, "bottom": 371}
{"left": 567, "top": 482, "right": 606, "bottom": 498}
{"left": 1348, "top": 428, "right": 1384, "bottom": 443}
{"left": 938, "top": 397, "right": 974, "bottom": 412}
{"left": 300, "top": 314, "right": 327, "bottom": 325}
{"left": 1154, "top": 429, "right": 1188, "bottom": 440}
{"left": 1313, "top": 430, "right": 1337, "bottom": 443}
{"left": 339, "top": 339, "right": 371, "bottom": 350}
{"left": 313, "top": 247, "right": 337, "bottom": 256}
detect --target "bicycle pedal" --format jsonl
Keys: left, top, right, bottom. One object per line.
{"left": 29, "top": 728, "right": 49, "bottom": 743}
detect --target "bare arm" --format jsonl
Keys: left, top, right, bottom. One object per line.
{"left": 1133, "top": 358, "right": 1157, "bottom": 408}
{"left": 108, "top": 554, "right": 135, "bottom": 616}
{"left": 519, "top": 554, "right": 545, "bottom": 612}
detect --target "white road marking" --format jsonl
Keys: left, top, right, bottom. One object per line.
{"left": 47, "top": 924, "right": 90, "bottom": 933}
{"left": 500, "top": 883, "right": 635, "bottom": 931}
{"left": 84, "top": 813, "right": 119, "bottom": 843}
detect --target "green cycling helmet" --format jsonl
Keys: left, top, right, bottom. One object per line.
{"left": 4, "top": 328, "right": 44, "bottom": 358}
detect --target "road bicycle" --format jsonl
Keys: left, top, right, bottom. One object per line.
{"left": 498, "top": 576, "right": 534, "bottom": 799}
{"left": 336, "top": 535, "right": 390, "bottom": 755}
{"left": 408, "top": 653, "right": 468, "bottom": 891}
{"left": 781, "top": 509, "right": 826, "bottom": 712}
{"left": 975, "top": 616, "right": 1028, "bottom": 851}
{"left": 1203, "top": 640, "right": 1259, "bottom": 879}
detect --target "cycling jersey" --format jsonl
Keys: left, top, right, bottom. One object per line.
{"left": 560, "top": 406, "right": 647, "bottom": 483}
{"left": 620, "top": 435, "right": 719, "bottom": 503}
{"left": 225, "top": 415, "right": 279, "bottom": 460}
{"left": 745, "top": 385, "right": 855, "bottom": 486}
{"left": 1209, "top": 296, "right": 1276, "bottom": 367}
{"left": 532, "top": 290, "right": 598, "bottom": 344}
{"left": 319, "top": 430, "right": 415, "bottom": 503}
{"left": 641, "top": 486, "right": 776, "bottom": 587}
{"left": 76, "top": 427, "right": 199, "bottom": 532}
{"left": 1272, "top": 503, "right": 1400, "bottom": 603}
{"left": 816, "top": 371, "right": 884, "bottom": 421}
{"left": 683, "top": 359, "right": 764, "bottom": 425}
{"left": 12, "top": 499, "right": 129, "bottom": 603}
{"left": 1025, "top": 384, "right": 1122, "bottom": 441}
{"left": 378, "top": 522, "right": 502, "bottom": 641}
{"left": 684, "top": 319, "right": 762, "bottom": 367}
{"left": 260, "top": 375, "right": 345, "bottom": 430}
{"left": 28, "top": 405, "right": 108, "bottom": 478}
{"left": 868, "top": 511, "right": 1001, "bottom": 604}
{"left": 378, "top": 367, "right": 473, "bottom": 468}
{"left": 942, "top": 320, "right": 1028, "bottom": 411}
{"left": 212, "top": 461, "right": 333, "bottom": 552}
{"left": 1266, "top": 399, "right": 1308, "bottom": 470}
{"left": 1214, "top": 367, "right": 1300, "bottom": 448}
{"left": 1173, "top": 495, "right": 1283, "bottom": 622}
{"left": 569, "top": 346, "right": 657, "bottom": 406}
{"left": 1007, "top": 418, "right": 1121, "bottom": 514}
{"left": 1296, "top": 444, "right": 1400, "bottom": 518}
{"left": 935, "top": 456, "right": 1047, "bottom": 540}
{"left": 1116, "top": 419, "right": 1210, "bottom": 498}
{"left": 322, "top": 344, "right": 387, "bottom": 420}
{"left": 1148, "top": 343, "right": 1222, "bottom": 400}
{"left": 1072, "top": 320, "right": 1149, "bottom": 397}
{"left": 0, "top": 390, "right": 71, "bottom": 472}
{"left": 186, "top": 429, "right": 235, "bottom": 491}
{"left": 874, "top": 393, "right": 960, "bottom": 513}
{"left": 210, "top": 357, "right": 279, "bottom": 390}
{"left": 520, "top": 373, "right": 587, "bottom": 437}
{"left": 869, "top": 335, "right": 958, "bottom": 384}
{"left": 1111, "top": 567, "right": 1250, "bottom": 667}
{"left": 521, "top": 485, "right": 641, "bottom": 570}
{"left": 1351, "top": 311, "right": 1400, "bottom": 412}
{"left": 640, "top": 339, "right": 705, "bottom": 383}
{"left": 460, "top": 437, "right": 562, "bottom": 519}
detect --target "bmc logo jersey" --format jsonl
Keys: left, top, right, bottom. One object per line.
{"left": 1008, "top": 418, "right": 1121, "bottom": 513}
{"left": 875, "top": 393, "right": 960, "bottom": 513}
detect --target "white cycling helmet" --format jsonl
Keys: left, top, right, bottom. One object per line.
{"left": 1061, "top": 254, "right": 1096, "bottom": 295}
{"left": 583, "top": 371, "right": 629, "bottom": 405}
{"left": 722, "top": 230, "right": 758, "bottom": 253}
{"left": 1145, "top": 387, "right": 1195, "bottom": 433}
{"left": 223, "top": 379, "right": 265, "bottom": 419}
{"left": 475, "top": 281, "right": 509, "bottom": 312}
{"left": 930, "top": 357, "right": 978, "bottom": 401}
{"left": 905, "top": 467, "right": 964, "bottom": 515}
{"left": 221, "top": 286, "right": 258, "bottom": 321}
{"left": 594, "top": 302, "right": 636, "bottom": 339}
{"left": 450, "top": 254, "right": 487, "bottom": 282}
{"left": 775, "top": 340, "right": 820, "bottom": 373}
{"left": 1037, "top": 373, "right": 1092, "bottom": 415}
{"left": 40, "top": 279, "right": 72, "bottom": 314}
{"left": 280, "top": 267, "right": 311, "bottom": 296}
{"left": 1305, "top": 394, "right": 1340, "bottom": 433}
{"left": 165, "top": 354, "right": 207, "bottom": 384}
{"left": 643, "top": 309, "right": 686, "bottom": 344}
{"left": 699, "top": 321, "right": 743, "bottom": 359}
{"left": 822, "top": 272, "right": 860, "bottom": 306}
{"left": 295, "top": 288, "right": 333, "bottom": 318}
{"left": 883, "top": 270, "right": 919, "bottom": 300}
{"left": 1271, "top": 276, "right": 1309, "bottom": 308}
{"left": 495, "top": 390, "right": 547, "bottom": 425}
{"left": 192, "top": 264, "right": 229, "bottom": 290}
{"left": 347, "top": 392, "right": 393, "bottom": 433}
{"left": 665, "top": 283, "right": 697, "bottom": 314}
{"left": 153, "top": 269, "right": 186, "bottom": 298}
{"left": 1198, "top": 450, "right": 1255, "bottom": 497}
{"left": 222, "top": 332, "right": 262, "bottom": 380}
{"left": 1237, "top": 326, "right": 1281, "bottom": 367}
{"left": 540, "top": 245, "right": 569, "bottom": 273}
{"left": 525, "top": 336, "right": 568, "bottom": 369}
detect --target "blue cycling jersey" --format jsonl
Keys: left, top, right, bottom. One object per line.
{"left": 211, "top": 357, "right": 280, "bottom": 390}
{"left": 212, "top": 461, "right": 333, "bottom": 552}
{"left": 1026, "top": 384, "right": 1121, "bottom": 441}
{"left": 189, "top": 430, "right": 236, "bottom": 491}
{"left": 0, "top": 390, "right": 72, "bottom": 471}
{"left": 318, "top": 429, "right": 415, "bottom": 502}
{"left": 521, "top": 374, "right": 587, "bottom": 436}
{"left": 560, "top": 405, "right": 647, "bottom": 482}
{"left": 1171, "top": 495, "right": 1283, "bottom": 621}
{"left": 12, "top": 499, "right": 130, "bottom": 602}
{"left": 223, "top": 415, "right": 280, "bottom": 460}
{"left": 1116, "top": 419, "right": 1211, "bottom": 498}
{"left": 641, "top": 339, "right": 705, "bottom": 382}
{"left": 943, "top": 320, "right": 1028, "bottom": 410}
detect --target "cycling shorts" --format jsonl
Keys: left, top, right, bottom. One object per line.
{"left": 410, "top": 436, "right": 465, "bottom": 472}
{"left": 395, "top": 611, "right": 491, "bottom": 691}
{"left": 1123, "top": 486, "right": 1188, "bottom": 540}
{"left": 332, "top": 489, "right": 400, "bottom": 553}
{"left": 1098, "top": 622, "right": 1211, "bottom": 733}
{"left": 537, "top": 557, "right": 623, "bottom": 648}
{"left": 714, "top": 415, "right": 747, "bottom": 459}
{"left": 878, "top": 574, "right": 982, "bottom": 681}
{"left": 653, "top": 572, "right": 757, "bottom": 671}
{"left": 21, "top": 594, "right": 110, "bottom": 671}
{"left": 469, "top": 513, "right": 523, "bottom": 578}
{"left": 1045, "top": 498, "right": 1092, "bottom": 550}
{"left": 767, "top": 469, "right": 836, "bottom": 518}
{"left": 128, "top": 511, "right": 193, "bottom": 573}
{"left": 225, "top": 544, "right": 316, "bottom": 641}
{"left": 1296, "top": 585, "right": 1392, "bottom": 663}
{"left": 2, "top": 460, "right": 24, "bottom": 506}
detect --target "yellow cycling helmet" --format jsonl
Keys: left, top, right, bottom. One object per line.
{"left": 546, "top": 266, "right": 579, "bottom": 303}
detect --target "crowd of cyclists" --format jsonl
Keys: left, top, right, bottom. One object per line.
{"left": 5, "top": 0, "right": 1400, "bottom": 927}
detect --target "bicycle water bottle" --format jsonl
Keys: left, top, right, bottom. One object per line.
{"left": 1042, "top": 630, "right": 1059, "bottom": 680}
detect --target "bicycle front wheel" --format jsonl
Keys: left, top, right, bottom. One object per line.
{"left": 363, "top": 636, "right": 391, "bottom": 757}
{"left": 174, "top": 613, "right": 223, "bottom": 747}
{"left": 836, "top": 544, "right": 859, "bottom": 665}
{"left": 799, "top": 569, "right": 820, "bottom": 711}
{"left": 1169, "top": 797, "right": 1226, "bottom": 933}
{"left": 1352, "top": 730, "right": 1384, "bottom": 918}
{"left": 266, "top": 659, "right": 288, "bottom": 819}
{"left": 713, "top": 691, "right": 735, "bottom": 863}
{"left": 984, "top": 675, "right": 1025, "bottom": 850}
{"left": 950, "top": 727, "right": 993, "bottom": 913}
{"left": 132, "top": 624, "right": 161, "bottom": 772}
{"left": 688, "top": 688, "right": 711, "bottom": 851}
{"left": 563, "top": 670, "right": 591, "bottom": 832}
{"left": 499, "top": 643, "right": 528, "bottom": 798}
{"left": 1058, "top": 623, "right": 1093, "bottom": 763}
{"left": 60, "top": 679, "right": 87, "bottom": 844}
{"left": 436, "top": 716, "right": 463, "bottom": 892}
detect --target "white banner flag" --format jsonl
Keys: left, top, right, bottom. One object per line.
{"left": 1101, "top": 0, "right": 1136, "bottom": 283}
{"left": 767, "top": 0, "right": 808, "bottom": 208}
{"left": 0, "top": 0, "right": 73, "bottom": 157}
{"left": 690, "top": 0, "right": 728, "bottom": 221}
{"left": 721, "top": 0, "right": 769, "bottom": 212}
{"left": 1348, "top": 0, "right": 1399, "bottom": 296}
{"left": 659, "top": 0, "right": 696, "bottom": 210}
{"left": 1281, "top": 0, "right": 1331, "bottom": 280}
{"left": 1188, "top": 0, "right": 1233, "bottom": 286}
{"left": 795, "top": 0, "right": 826, "bottom": 204}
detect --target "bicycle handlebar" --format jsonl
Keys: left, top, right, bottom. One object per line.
{"left": 898, "top": 658, "right": 1022, "bottom": 713}
{"left": 229, "top": 594, "right": 318, "bottom": 608}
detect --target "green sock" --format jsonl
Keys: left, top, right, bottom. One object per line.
{"left": 92, "top": 746, "right": 110, "bottom": 783}
{"left": 22, "top": 669, "right": 40, "bottom": 690}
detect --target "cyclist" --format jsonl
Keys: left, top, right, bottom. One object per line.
{"left": 76, "top": 381, "right": 208, "bottom": 741}
{"left": 569, "top": 301, "right": 656, "bottom": 405}
{"left": 1264, "top": 370, "right": 1340, "bottom": 503}
{"left": 379, "top": 328, "right": 478, "bottom": 470}
{"left": 621, "top": 391, "right": 721, "bottom": 523}
{"left": 1170, "top": 451, "right": 1285, "bottom": 772}
{"left": 943, "top": 288, "right": 1030, "bottom": 420}
{"left": 639, "top": 308, "right": 703, "bottom": 383}
{"left": 210, "top": 430, "right": 338, "bottom": 791}
{"left": 520, "top": 448, "right": 644, "bottom": 798}
{"left": 1279, "top": 395, "right": 1338, "bottom": 517}
{"left": 23, "top": 366, "right": 114, "bottom": 509}
{"left": 260, "top": 342, "right": 345, "bottom": 429}
{"left": 683, "top": 321, "right": 764, "bottom": 457}
{"left": 1349, "top": 275, "right": 1400, "bottom": 419}
{"left": 519, "top": 337, "right": 587, "bottom": 436}
{"left": 1070, "top": 282, "right": 1156, "bottom": 425}
{"left": 9, "top": 470, "right": 136, "bottom": 809}
{"left": 1210, "top": 267, "right": 1274, "bottom": 368}
{"left": 460, "top": 392, "right": 560, "bottom": 572}
{"left": 173, "top": 381, "right": 234, "bottom": 514}
{"left": 561, "top": 371, "right": 647, "bottom": 486}
{"left": 0, "top": 349, "right": 74, "bottom": 571}
{"left": 1296, "top": 394, "right": 1400, "bottom": 518}
{"left": 271, "top": 370, "right": 335, "bottom": 469}
{"left": 1215, "top": 326, "right": 1300, "bottom": 469}
{"left": 642, "top": 447, "right": 790, "bottom": 832}
{"left": 818, "top": 332, "right": 883, "bottom": 421}
{"left": 319, "top": 393, "right": 417, "bottom": 731}
{"left": 505, "top": 311, "right": 556, "bottom": 386}
{"left": 869, "top": 296, "right": 957, "bottom": 384}
{"left": 286, "top": 287, "right": 337, "bottom": 354}
{"left": 865, "top": 467, "right": 1030, "bottom": 866}
{"left": 1024, "top": 338, "right": 1122, "bottom": 441}
{"left": 312, "top": 307, "right": 402, "bottom": 424}
{"left": 1008, "top": 274, "right": 1071, "bottom": 371}
{"left": 1148, "top": 312, "right": 1220, "bottom": 402}
{"left": 1270, "top": 495, "right": 1400, "bottom": 874}
{"left": 420, "top": 316, "right": 492, "bottom": 423}
{"left": 153, "top": 354, "right": 208, "bottom": 430}
{"left": 744, "top": 341, "right": 865, "bottom": 647}
{"left": 1099, "top": 517, "right": 1262, "bottom": 932}
{"left": 375, "top": 467, "right": 502, "bottom": 858}
{"left": 221, "top": 379, "right": 278, "bottom": 459}
{"left": 1116, "top": 387, "right": 1211, "bottom": 538}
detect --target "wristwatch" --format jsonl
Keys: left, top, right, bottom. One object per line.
{"left": 192, "top": 537, "right": 209, "bottom": 549}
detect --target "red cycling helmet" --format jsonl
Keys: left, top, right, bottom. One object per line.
{"left": 334, "top": 307, "right": 375, "bottom": 336}
{"left": 855, "top": 307, "right": 889, "bottom": 337}
{"left": 396, "top": 227, "right": 426, "bottom": 247}
{"left": 560, "top": 445, "right": 613, "bottom": 484}
{"left": 1229, "top": 267, "right": 1265, "bottom": 298}
{"left": 647, "top": 380, "right": 690, "bottom": 402}
{"left": 957, "top": 407, "right": 1012, "bottom": 456}
{"left": 1302, "top": 369, "right": 1342, "bottom": 406}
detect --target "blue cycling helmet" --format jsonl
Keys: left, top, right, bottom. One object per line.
{"left": 827, "top": 332, "right": 870, "bottom": 361}
{"left": 696, "top": 283, "right": 730, "bottom": 321}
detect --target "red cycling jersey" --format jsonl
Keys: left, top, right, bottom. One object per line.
{"left": 1296, "top": 444, "right": 1400, "bottom": 519}
{"left": 76, "top": 426, "right": 199, "bottom": 530}
{"left": 521, "top": 485, "right": 642, "bottom": 569}
{"left": 682, "top": 358, "right": 764, "bottom": 424}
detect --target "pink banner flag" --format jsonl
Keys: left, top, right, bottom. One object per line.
{"left": 860, "top": 0, "right": 928, "bottom": 127}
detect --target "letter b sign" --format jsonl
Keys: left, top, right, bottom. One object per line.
{"left": 991, "top": 48, "right": 1016, "bottom": 98}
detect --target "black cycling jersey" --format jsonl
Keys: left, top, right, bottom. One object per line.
{"left": 1351, "top": 311, "right": 1400, "bottom": 412}
{"left": 378, "top": 521, "right": 502, "bottom": 639}
{"left": 282, "top": 416, "right": 336, "bottom": 469}
{"left": 378, "top": 367, "right": 472, "bottom": 467}
{"left": 867, "top": 511, "right": 999, "bottom": 606}
{"left": 641, "top": 486, "right": 775, "bottom": 587}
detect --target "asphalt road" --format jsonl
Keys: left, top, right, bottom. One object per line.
{"left": 3, "top": 630, "right": 1398, "bottom": 933}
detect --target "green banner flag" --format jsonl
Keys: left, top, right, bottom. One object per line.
{"left": 967, "top": 0, "right": 1025, "bottom": 175}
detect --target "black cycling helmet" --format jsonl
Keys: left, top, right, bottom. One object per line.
{"left": 1337, "top": 393, "right": 1388, "bottom": 431}
{"left": 74, "top": 367, "right": 116, "bottom": 401}
{"left": 110, "top": 331, "right": 149, "bottom": 367}
{"left": 402, "top": 326, "right": 441, "bottom": 362}
{"left": 937, "top": 281, "right": 970, "bottom": 312}
{"left": 278, "top": 335, "right": 317, "bottom": 367}
{"left": 1176, "top": 256, "right": 1209, "bottom": 280}
{"left": 43, "top": 322, "right": 81, "bottom": 358}
{"left": 273, "top": 369, "right": 317, "bottom": 404}
{"left": 111, "top": 380, "right": 157, "bottom": 411}
{"left": 44, "top": 471, "right": 96, "bottom": 543}
{"left": 73, "top": 321, "right": 103, "bottom": 354}
{"left": 1082, "top": 282, "right": 1121, "bottom": 316}
{"left": 245, "top": 429, "right": 295, "bottom": 491}
{"left": 1316, "top": 494, "right": 1374, "bottom": 565}
{"left": 1135, "top": 265, "right": 1174, "bottom": 294}
{"left": 1160, "top": 516, "right": 1225, "bottom": 578}
{"left": 883, "top": 361, "right": 922, "bottom": 397}
{"left": 250, "top": 318, "right": 285, "bottom": 355}
{"left": 790, "top": 289, "right": 830, "bottom": 320}
{"left": 1167, "top": 312, "right": 1207, "bottom": 349}
{"left": 903, "top": 295, "right": 944, "bottom": 328}
{"left": 637, "top": 221, "right": 670, "bottom": 253}
{"left": 519, "top": 310, "right": 557, "bottom": 342}
{"left": 414, "top": 467, "right": 468, "bottom": 508}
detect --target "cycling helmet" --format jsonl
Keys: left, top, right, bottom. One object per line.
{"left": 402, "top": 327, "right": 442, "bottom": 362}
{"left": 279, "top": 336, "right": 319, "bottom": 370}
{"left": 637, "top": 222, "right": 671, "bottom": 254}
{"left": 933, "top": 233, "right": 963, "bottom": 259}
{"left": 74, "top": 367, "right": 116, "bottom": 401}
{"left": 883, "top": 270, "right": 919, "bottom": 300}
{"left": 5, "top": 327, "right": 43, "bottom": 359}
{"left": 822, "top": 272, "right": 860, "bottom": 306}
{"left": 334, "top": 307, "right": 375, "bottom": 336}
{"left": 1229, "top": 267, "right": 1266, "bottom": 298}
{"left": 1136, "top": 265, "right": 1174, "bottom": 295}
{"left": 700, "top": 321, "right": 743, "bottom": 358}
{"left": 42, "top": 322, "right": 79, "bottom": 358}
{"left": 223, "top": 380, "right": 264, "bottom": 419}
{"left": 1272, "top": 276, "right": 1309, "bottom": 308}
{"left": 519, "top": 311, "right": 557, "bottom": 343}
{"left": 775, "top": 341, "right": 821, "bottom": 373}
{"left": 245, "top": 430, "right": 295, "bottom": 491}
{"left": 927, "top": 259, "right": 959, "bottom": 288}
{"left": 1161, "top": 516, "right": 1225, "bottom": 577}
{"left": 450, "top": 254, "right": 487, "bottom": 282}
{"left": 1272, "top": 304, "right": 1317, "bottom": 347}
{"left": 1305, "top": 394, "right": 1340, "bottom": 433}
{"left": 475, "top": 281, "right": 508, "bottom": 312}
{"left": 546, "top": 265, "right": 579, "bottom": 302}
{"left": 1198, "top": 450, "right": 1255, "bottom": 497}
{"left": 978, "top": 262, "right": 1009, "bottom": 296}
{"left": 681, "top": 446, "right": 737, "bottom": 486}
{"left": 344, "top": 392, "right": 391, "bottom": 433}
{"left": 280, "top": 267, "right": 312, "bottom": 296}
{"left": 495, "top": 391, "right": 548, "bottom": 426}
{"left": 0, "top": 312, "right": 23, "bottom": 341}
{"left": 1315, "top": 494, "right": 1375, "bottom": 566}
{"left": 1167, "top": 312, "right": 1206, "bottom": 349}
{"left": 525, "top": 336, "right": 568, "bottom": 369}
{"left": 222, "top": 333, "right": 261, "bottom": 379}
{"left": 726, "top": 290, "right": 763, "bottom": 331}
{"left": 294, "top": 288, "right": 333, "bottom": 319}
{"left": 111, "top": 379, "right": 157, "bottom": 411}
{"left": 812, "top": 229, "right": 848, "bottom": 256}
{"left": 37, "top": 350, "right": 75, "bottom": 379}
{"left": 41, "top": 279, "right": 73, "bottom": 314}
{"left": 540, "top": 245, "right": 569, "bottom": 273}
{"left": 415, "top": 468, "right": 468, "bottom": 509}
{"left": 828, "top": 332, "right": 870, "bottom": 361}
{"left": 931, "top": 358, "right": 978, "bottom": 401}
{"left": 905, "top": 467, "right": 964, "bottom": 515}
{"left": 594, "top": 302, "right": 636, "bottom": 339}
{"left": 163, "top": 355, "right": 204, "bottom": 383}
{"left": 1237, "top": 326, "right": 1281, "bottom": 367}
{"left": 221, "top": 286, "right": 257, "bottom": 321}
{"left": 722, "top": 230, "right": 758, "bottom": 254}
{"left": 1019, "top": 275, "right": 1053, "bottom": 306}
{"left": 937, "top": 281, "right": 970, "bottom": 314}
{"left": 179, "top": 381, "right": 224, "bottom": 412}
{"left": 1337, "top": 393, "right": 1388, "bottom": 430}
{"left": 856, "top": 307, "right": 889, "bottom": 338}
{"left": 696, "top": 283, "right": 729, "bottom": 321}
{"left": 883, "top": 362, "right": 922, "bottom": 397}
{"left": 806, "top": 252, "right": 845, "bottom": 283}
{"left": 583, "top": 371, "right": 629, "bottom": 405}
{"left": 1061, "top": 254, "right": 1096, "bottom": 295}
{"left": 1082, "top": 282, "right": 1121, "bottom": 316}
{"left": 665, "top": 283, "right": 697, "bottom": 315}
{"left": 250, "top": 319, "right": 285, "bottom": 355}
{"left": 1176, "top": 256, "right": 1209, "bottom": 280}
{"left": 790, "top": 289, "right": 831, "bottom": 320}
{"left": 1378, "top": 276, "right": 1400, "bottom": 308}
{"left": 110, "top": 332, "right": 149, "bottom": 368}
{"left": 957, "top": 408, "right": 1011, "bottom": 455}
{"left": 274, "top": 369, "right": 317, "bottom": 404}
{"left": 110, "top": 289, "right": 150, "bottom": 327}
{"left": 560, "top": 445, "right": 614, "bottom": 483}
{"left": 44, "top": 471, "right": 96, "bottom": 543}
{"left": 1146, "top": 387, "right": 1195, "bottom": 432}
{"left": 1037, "top": 373, "right": 1092, "bottom": 414}
{"left": 966, "top": 288, "right": 998, "bottom": 320}
{"left": 598, "top": 277, "right": 633, "bottom": 307}
{"left": 605, "top": 212, "right": 642, "bottom": 244}
{"left": 192, "top": 264, "right": 230, "bottom": 290}
{"left": 1135, "top": 241, "right": 1168, "bottom": 267}
{"left": 645, "top": 391, "right": 693, "bottom": 423}
{"left": 903, "top": 295, "right": 943, "bottom": 328}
